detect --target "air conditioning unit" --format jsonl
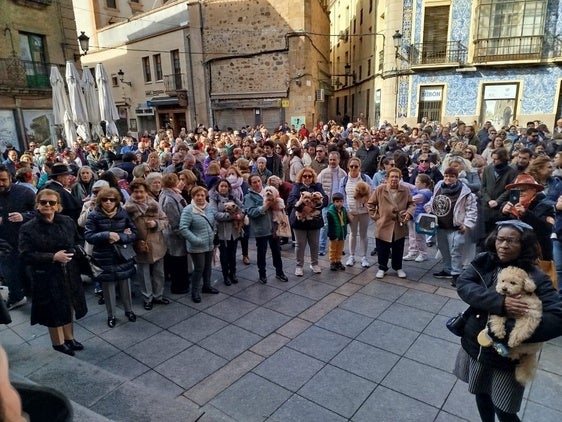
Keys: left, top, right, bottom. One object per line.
{"left": 315, "top": 89, "right": 325, "bottom": 102}
{"left": 339, "top": 30, "right": 348, "bottom": 42}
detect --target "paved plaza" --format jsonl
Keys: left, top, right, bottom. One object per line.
{"left": 2, "top": 238, "right": 562, "bottom": 421}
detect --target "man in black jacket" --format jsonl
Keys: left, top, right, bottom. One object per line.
{"left": 355, "top": 135, "right": 379, "bottom": 178}
{"left": 0, "top": 164, "right": 36, "bottom": 310}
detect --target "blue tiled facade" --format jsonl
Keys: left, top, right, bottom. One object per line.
{"left": 403, "top": 0, "right": 562, "bottom": 123}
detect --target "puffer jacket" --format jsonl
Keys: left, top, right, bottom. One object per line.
{"left": 179, "top": 204, "right": 215, "bottom": 253}
{"left": 84, "top": 206, "right": 137, "bottom": 282}
{"left": 457, "top": 252, "right": 562, "bottom": 369}
{"left": 159, "top": 188, "right": 187, "bottom": 256}
{"left": 208, "top": 189, "right": 245, "bottom": 241}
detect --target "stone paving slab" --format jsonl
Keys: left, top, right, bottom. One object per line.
{"left": 4, "top": 234, "right": 562, "bottom": 421}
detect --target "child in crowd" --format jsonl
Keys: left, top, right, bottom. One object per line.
{"left": 327, "top": 192, "right": 349, "bottom": 271}
{"left": 403, "top": 174, "right": 434, "bottom": 262}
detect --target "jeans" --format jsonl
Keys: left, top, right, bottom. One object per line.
{"left": 190, "top": 251, "right": 213, "bottom": 295}
{"left": 219, "top": 239, "right": 238, "bottom": 280}
{"left": 294, "top": 228, "right": 320, "bottom": 267}
{"left": 436, "top": 229, "right": 466, "bottom": 275}
{"left": 318, "top": 207, "right": 328, "bottom": 254}
{"left": 255, "top": 235, "right": 284, "bottom": 277}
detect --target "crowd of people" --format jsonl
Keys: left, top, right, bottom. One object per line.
{"left": 2, "top": 116, "right": 562, "bottom": 420}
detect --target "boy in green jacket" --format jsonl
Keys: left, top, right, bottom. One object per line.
{"left": 327, "top": 192, "right": 349, "bottom": 271}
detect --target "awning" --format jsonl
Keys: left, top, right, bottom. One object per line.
{"left": 148, "top": 97, "right": 179, "bottom": 106}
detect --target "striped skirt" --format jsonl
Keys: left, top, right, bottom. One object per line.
{"left": 453, "top": 347, "right": 525, "bottom": 414}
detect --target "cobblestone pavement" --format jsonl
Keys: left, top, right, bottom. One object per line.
{"left": 2, "top": 237, "right": 562, "bottom": 421}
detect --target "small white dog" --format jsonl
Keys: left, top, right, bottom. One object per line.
{"left": 488, "top": 266, "right": 543, "bottom": 384}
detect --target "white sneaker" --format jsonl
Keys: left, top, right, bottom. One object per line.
{"left": 295, "top": 266, "right": 303, "bottom": 277}
{"left": 6, "top": 296, "right": 27, "bottom": 311}
{"left": 414, "top": 255, "right": 427, "bottom": 262}
{"left": 403, "top": 253, "right": 417, "bottom": 261}
{"left": 396, "top": 269, "right": 407, "bottom": 278}
{"left": 361, "top": 257, "right": 371, "bottom": 268}
{"left": 345, "top": 256, "right": 356, "bottom": 267}
{"left": 375, "top": 270, "right": 386, "bottom": 279}
{"left": 309, "top": 264, "right": 321, "bottom": 274}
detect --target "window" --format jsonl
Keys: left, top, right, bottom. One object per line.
{"left": 418, "top": 86, "right": 444, "bottom": 123}
{"left": 171, "top": 49, "right": 182, "bottom": 89}
{"left": 153, "top": 54, "right": 162, "bottom": 81}
{"left": 106, "top": 0, "right": 116, "bottom": 8}
{"left": 367, "top": 58, "right": 371, "bottom": 76}
{"left": 19, "top": 32, "right": 48, "bottom": 87}
{"left": 480, "top": 83, "right": 518, "bottom": 129}
{"left": 475, "top": 0, "right": 546, "bottom": 61}
{"left": 142, "top": 57, "right": 152, "bottom": 83}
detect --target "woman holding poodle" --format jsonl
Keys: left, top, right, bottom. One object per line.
{"left": 287, "top": 168, "right": 328, "bottom": 276}
{"left": 454, "top": 220, "right": 562, "bottom": 422}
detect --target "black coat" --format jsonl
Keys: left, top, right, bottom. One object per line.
{"left": 0, "top": 183, "right": 36, "bottom": 249}
{"left": 287, "top": 182, "right": 328, "bottom": 230}
{"left": 39, "top": 180, "right": 82, "bottom": 223}
{"left": 19, "top": 213, "right": 87, "bottom": 327}
{"left": 457, "top": 252, "right": 562, "bottom": 369}
{"left": 84, "top": 206, "right": 137, "bottom": 283}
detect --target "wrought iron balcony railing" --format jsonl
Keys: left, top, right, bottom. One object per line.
{"left": 0, "top": 58, "right": 55, "bottom": 89}
{"left": 409, "top": 41, "right": 468, "bottom": 66}
{"left": 163, "top": 73, "right": 185, "bottom": 94}
{"left": 473, "top": 35, "right": 543, "bottom": 62}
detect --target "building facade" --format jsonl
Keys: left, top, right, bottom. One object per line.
{"left": 76, "top": 0, "right": 331, "bottom": 136}
{"left": 0, "top": 0, "right": 80, "bottom": 151}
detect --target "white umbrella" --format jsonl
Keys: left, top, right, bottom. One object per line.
{"left": 81, "top": 66, "right": 104, "bottom": 140}
{"left": 50, "top": 65, "right": 75, "bottom": 145}
{"left": 65, "top": 61, "right": 89, "bottom": 140}
{"left": 95, "top": 63, "right": 120, "bottom": 136}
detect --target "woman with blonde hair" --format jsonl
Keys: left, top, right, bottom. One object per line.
{"left": 287, "top": 168, "right": 328, "bottom": 276}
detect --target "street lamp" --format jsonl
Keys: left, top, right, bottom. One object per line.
{"left": 393, "top": 30, "right": 409, "bottom": 62}
{"left": 332, "top": 63, "right": 356, "bottom": 88}
{"left": 74, "top": 31, "right": 89, "bottom": 61}
{"left": 117, "top": 69, "right": 133, "bottom": 87}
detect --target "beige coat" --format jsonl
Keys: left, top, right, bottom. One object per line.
{"left": 367, "top": 184, "right": 415, "bottom": 242}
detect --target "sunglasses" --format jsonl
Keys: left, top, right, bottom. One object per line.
{"left": 101, "top": 198, "right": 118, "bottom": 203}
{"left": 302, "top": 174, "right": 313, "bottom": 178}
{"left": 39, "top": 200, "right": 58, "bottom": 206}
{"left": 419, "top": 159, "right": 428, "bottom": 163}
{"left": 349, "top": 165, "right": 359, "bottom": 169}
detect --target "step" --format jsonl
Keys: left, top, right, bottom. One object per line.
{"left": 4, "top": 343, "right": 201, "bottom": 421}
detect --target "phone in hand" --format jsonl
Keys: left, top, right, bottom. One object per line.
{"left": 509, "top": 189, "right": 520, "bottom": 204}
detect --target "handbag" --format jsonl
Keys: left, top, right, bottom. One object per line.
{"left": 446, "top": 308, "right": 471, "bottom": 337}
{"left": 276, "top": 213, "right": 292, "bottom": 238}
{"left": 114, "top": 243, "right": 136, "bottom": 262}
{"left": 133, "top": 239, "right": 149, "bottom": 254}
{"left": 73, "top": 244, "right": 93, "bottom": 276}
{"left": 415, "top": 213, "right": 438, "bottom": 235}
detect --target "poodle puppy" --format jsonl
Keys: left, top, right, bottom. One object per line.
{"left": 262, "top": 186, "right": 287, "bottom": 224}
{"left": 295, "top": 191, "right": 322, "bottom": 221}
{"left": 488, "top": 266, "right": 543, "bottom": 384}
{"left": 354, "top": 180, "right": 371, "bottom": 205}
{"left": 224, "top": 201, "right": 245, "bottom": 235}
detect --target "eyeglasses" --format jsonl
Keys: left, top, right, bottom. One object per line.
{"left": 419, "top": 159, "right": 428, "bottom": 163}
{"left": 496, "top": 236, "right": 520, "bottom": 245}
{"left": 349, "top": 165, "right": 359, "bottom": 169}
{"left": 39, "top": 200, "right": 58, "bottom": 207}
{"left": 302, "top": 174, "right": 313, "bottom": 178}
{"left": 101, "top": 198, "right": 118, "bottom": 203}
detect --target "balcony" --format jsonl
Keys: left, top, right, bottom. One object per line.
{"left": 163, "top": 73, "right": 185, "bottom": 96}
{"left": 473, "top": 35, "right": 543, "bottom": 63}
{"left": 409, "top": 41, "right": 468, "bottom": 67}
{"left": 13, "top": 0, "right": 52, "bottom": 7}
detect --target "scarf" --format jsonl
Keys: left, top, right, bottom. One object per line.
{"left": 191, "top": 200, "right": 208, "bottom": 215}
{"left": 493, "top": 162, "right": 509, "bottom": 177}
{"left": 101, "top": 207, "right": 118, "bottom": 219}
{"left": 440, "top": 181, "right": 462, "bottom": 196}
